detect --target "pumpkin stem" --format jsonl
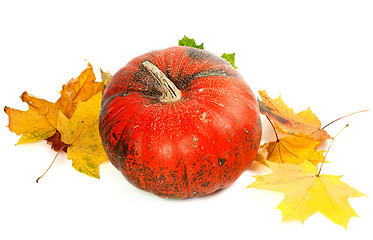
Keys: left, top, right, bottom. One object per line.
{"left": 142, "top": 61, "right": 181, "bottom": 103}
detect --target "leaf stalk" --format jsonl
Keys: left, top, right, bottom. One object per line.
{"left": 317, "top": 124, "right": 349, "bottom": 177}
{"left": 36, "top": 144, "right": 68, "bottom": 183}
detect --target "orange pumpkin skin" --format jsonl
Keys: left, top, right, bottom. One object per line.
{"left": 99, "top": 46, "right": 261, "bottom": 198}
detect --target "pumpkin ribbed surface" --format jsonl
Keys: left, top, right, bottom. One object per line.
{"left": 99, "top": 46, "right": 261, "bottom": 198}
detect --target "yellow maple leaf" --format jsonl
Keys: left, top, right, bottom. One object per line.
{"left": 258, "top": 90, "right": 331, "bottom": 141}
{"left": 56, "top": 62, "right": 106, "bottom": 119}
{"left": 4, "top": 92, "right": 59, "bottom": 144}
{"left": 57, "top": 92, "right": 108, "bottom": 178}
{"left": 256, "top": 136, "right": 325, "bottom": 166}
{"left": 248, "top": 161, "right": 366, "bottom": 229}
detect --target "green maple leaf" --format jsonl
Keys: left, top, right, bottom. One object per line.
{"left": 221, "top": 53, "right": 237, "bottom": 69}
{"left": 178, "top": 36, "right": 204, "bottom": 49}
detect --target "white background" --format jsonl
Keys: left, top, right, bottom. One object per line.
{"left": 1, "top": 1, "right": 372, "bottom": 239}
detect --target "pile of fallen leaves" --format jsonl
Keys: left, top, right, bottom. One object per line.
{"left": 4, "top": 36, "right": 366, "bottom": 229}
{"left": 4, "top": 63, "right": 112, "bottom": 179}
{"left": 250, "top": 90, "right": 366, "bottom": 229}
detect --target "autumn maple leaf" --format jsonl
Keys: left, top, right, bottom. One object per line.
{"left": 5, "top": 63, "right": 110, "bottom": 150}
{"left": 258, "top": 90, "right": 331, "bottom": 141}
{"left": 256, "top": 136, "right": 325, "bottom": 166}
{"left": 255, "top": 90, "right": 329, "bottom": 166}
{"left": 5, "top": 63, "right": 111, "bottom": 181}
{"left": 57, "top": 92, "right": 108, "bottom": 178}
{"left": 4, "top": 92, "right": 59, "bottom": 144}
{"left": 56, "top": 62, "right": 107, "bottom": 119}
{"left": 248, "top": 161, "right": 366, "bottom": 229}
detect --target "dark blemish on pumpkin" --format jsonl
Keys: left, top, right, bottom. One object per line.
{"left": 182, "top": 160, "right": 189, "bottom": 197}
{"left": 133, "top": 63, "right": 166, "bottom": 102}
{"left": 111, "top": 132, "right": 117, "bottom": 140}
{"left": 186, "top": 47, "right": 208, "bottom": 61}
{"left": 201, "top": 181, "right": 210, "bottom": 187}
{"left": 218, "top": 157, "right": 227, "bottom": 167}
{"left": 170, "top": 171, "right": 177, "bottom": 178}
{"left": 164, "top": 66, "right": 173, "bottom": 82}
{"left": 234, "top": 150, "right": 240, "bottom": 158}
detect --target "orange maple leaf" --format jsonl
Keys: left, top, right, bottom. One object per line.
{"left": 55, "top": 62, "right": 106, "bottom": 118}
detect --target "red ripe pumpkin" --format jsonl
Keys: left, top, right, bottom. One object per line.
{"left": 99, "top": 46, "right": 262, "bottom": 198}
